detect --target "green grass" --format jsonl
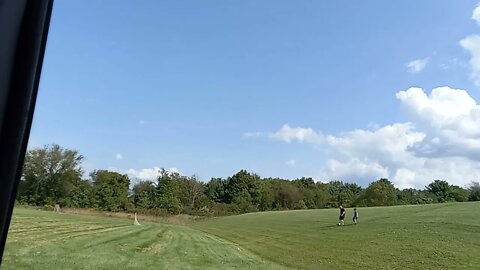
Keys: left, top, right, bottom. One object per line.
{"left": 193, "top": 202, "right": 480, "bottom": 269}
{"left": 2, "top": 208, "right": 283, "bottom": 270}
{"left": 3, "top": 203, "right": 480, "bottom": 269}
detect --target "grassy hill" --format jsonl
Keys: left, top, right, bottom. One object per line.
{"left": 3, "top": 203, "right": 480, "bottom": 269}
{"left": 193, "top": 203, "right": 480, "bottom": 269}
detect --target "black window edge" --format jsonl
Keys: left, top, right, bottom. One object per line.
{"left": 0, "top": 0, "right": 54, "bottom": 263}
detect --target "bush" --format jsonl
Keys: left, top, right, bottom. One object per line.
{"left": 294, "top": 200, "right": 308, "bottom": 209}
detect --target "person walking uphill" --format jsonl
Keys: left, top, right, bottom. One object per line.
{"left": 353, "top": 208, "right": 358, "bottom": 225}
{"left": 338, "top": 205, "right": 346, "bottom": 226}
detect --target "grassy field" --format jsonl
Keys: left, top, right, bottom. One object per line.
{"left": 193, "top": 202, "right": 480, "bottom": 269}
{"left": 2, "top": 208, "right": 283, "bottom": 270}
{"left": 2, "top": 203, "right": 480, "bottom": 269}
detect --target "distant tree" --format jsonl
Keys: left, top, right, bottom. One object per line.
{"left": 450, "top": 185, "right": 469, "bottom": 202}
{"left": 294, "top": 200, "right": 308, "bottom": 209}
{"left": 21, "top": 144, "right": 84, "bottom": 206}
{"left": 258, "top": 179, "right": 276, "bottom": 211}
{"left": 326, "top": 180, "right": 345, "bottom": 207}
{"left": 359, "top": 178, "right": 397, "bottom": 206}
{"left": 291, "top": 177, "right": 330, "bottom": 209}
{"left": 225, "top": 170, "right": 261, "bottom": 206}
{"left": 179, "top": 175, "right": 205, "bottom": 209}
{"left": 294, "top": 177, "right": 316, "bottom": 189}
{"left": 156, "top": 169, "right": 182, "bottom": 214}
{"left": 312, "top": 183, "right": 331, "bottom": 208}
{"left": 426, "top": 180, "right": 453, "bottom": 203}
{"left": 396, "top": 188, "right": 435, "bottom": 205}
{"left": 233, "top": 190, "right": 254, "bottom": 213}
{"left": 325, "top": 181, "right": 362, "bottom": 207}
{"left": 132, "top": 181, "right": 156, "bottom": 209}
{"left": 67, "top": 179, "right": 94, "bottom": 208}
{"left": 274, "top": 182, "right": 301, "bottom": 210}
{"left": 205, "top": 178, "right": 227, "bottom": 203}
{"left": 468, "top": 181, "right": 480, "bottom": 201}
{"left": 396, "top": 188, "right": 412, "bottom": 205}
{"left": 91, "top": 170, "right": 130, "bottom": 211}
{"left": 342, "top": 183, "right": 363, "bottom": 206}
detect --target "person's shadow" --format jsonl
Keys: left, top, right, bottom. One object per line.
{"left": 322, "top": 224, "right": 355, "bottom": 228}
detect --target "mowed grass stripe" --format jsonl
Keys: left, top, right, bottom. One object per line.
{"left": 7, "top": 218, "right": 131, "bottom": 242}
{"left": 3, "top": 208, "right": 284, "bottom": 270}
{"left": 5, "top": 204, "right": 479, "bottom": 269}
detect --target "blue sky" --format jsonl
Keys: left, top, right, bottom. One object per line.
{"left": 31, "top": 1, "right": 480, "bottom": 188}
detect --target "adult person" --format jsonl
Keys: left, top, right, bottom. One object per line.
{"left": 338, "top": 205, "right": 346, "bottom": 226}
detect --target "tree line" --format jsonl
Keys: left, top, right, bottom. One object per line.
{"left": 17, "top": 144, "right": 480, "bottom": 216}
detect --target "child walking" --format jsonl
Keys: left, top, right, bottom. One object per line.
{"left": 353, "top": 207, "right": 359, "bottom": 224}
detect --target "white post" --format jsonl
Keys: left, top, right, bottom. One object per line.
{"left": 134, "top": 212, "right": 141, "bottom": 225}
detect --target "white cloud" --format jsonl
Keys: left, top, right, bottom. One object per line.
{"left": 269, "top": 124, "right": 323, "bottom": 144}
{"left": 286, "top": 159, "right": 296, "bottom": 167}
{"left": 392, "top": 168, "right": 417, "bottom": 190}
{"left": 406, "top": 58, "right": 429, "bottom": 73}
{"left": 397, "top": 87, "right": 480, "bottom": 159}
{"left": 124, "top": 167, "right": 182, "bottom": 182}
{"left": 115, "top": 153, "right": 123, "bottom": 160}
{"left": 255, "top": 86, "right": 480, "bottom": 189}
{"left": 324, "top": 123, "right": 425, "bottom": 161}
{"left": 396, "top": 87, "right": 476, "bottom": 121}
{"left": 320, "top": 159, "right": 389, "bottom": 183}
{"left": 473, "top": 3, "right": 480, "bottom": 25}
{"left": 460, "top": 35, "right": 480, "bottom": 85}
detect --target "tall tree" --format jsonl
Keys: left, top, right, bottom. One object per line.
{"left": 468, "top": 181, "right": 480, "bottom": 201}
{"left": 68, "top": 179, "right": 94, "bottom": 208}
{"left": 225, "top": 170, "right": 261, "bottom": 206}
{"left": 156, "top": 169, "right": 182, "bottom": 214}
{"left": 205, "top": 178, "right": 227, "bottom": 203}
{"left": 450, "top": 185, "right": 469, "bottom": 202}
{"left": 179, "top": 175, "right": 205, "bottom": 209}
{"left": 132, "top": 181, "right": 156, "bottom": 209}
{"left": 91, "top": 170, "right": 130, "bottom": 211}
{"left": 426, "top": 180, "right": 453, "bottom": 203}
{"left": 274, "top": 181, "right": 301, "bottom": 209}
{"left": 359, "top": 178, "right": 397, "bottom": 206}
{"left": 21, "top": 144, "right": 84, "bottom": 206}
{"left": 325, "top": 181, "right": 362, "bottom": 207}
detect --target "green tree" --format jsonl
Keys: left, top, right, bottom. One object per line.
{"left": 233, "top": 190, "right": 254, "bottom": 213}
{"left": 132, "top": 181, "right": 156, "bottom": 209}
{"left": 258, "top": 179, "right": 276, "bottom": 211}
{"left": 205, "top": 178, "right": 227, "bottom": 203}
{"left": 426, "top": 180, "right": 453, "bottom": 203}
{"left": 92, "top": 170, "right": 130, "bottom": 211}
{"left": 396, "top": 188, "right": 435, "bottom": 205}
{"left": 359, "top": 178, "right": 397, "bottom": 206}
{"left": 67, "top": 179, "right": 93, "bottom": 208}
{"left": 450, "top": 185, "right": 469, "bottom": 202}
{"left": 179, "top": 175, "right": 205, "bottom": 210}
{"left": 325, "top": 181, "right": 362, "bottom": 207}
{"left": 274, "top": 181, "right": 301, "bottom": 210}
{"left": 156, "top": 169, "right": 182, "bottom": 214}
{"left": 225, "top": 170, "right": 261, "bottom": 206}
{"left": 312, "top": 183, "right": 331, "bottom": 208}
{"left": 293, "top": 177, "right": 323, "bottom": 209}
{"left": 468, "top": 181, "right": 480, "bottom": 201}
{"left": 21, "top": 144, "right": 84, "bottom": 206}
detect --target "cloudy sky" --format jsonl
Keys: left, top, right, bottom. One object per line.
{"left": 31, "top": 1, "right": 480, "bottom": 188}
